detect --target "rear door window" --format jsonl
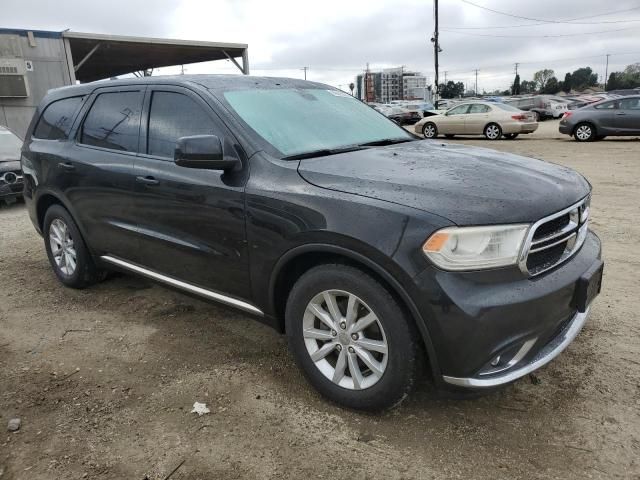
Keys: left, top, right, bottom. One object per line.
{"left": 34, "top": 96, "right": 84, "bottom": 140}
{"left": 147, "top": 91, "right": 219, "bottom": 158}
{"left": 80, "top": 91, "right": 143, "bottom": 152}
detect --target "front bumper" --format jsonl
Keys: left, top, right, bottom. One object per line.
{"left": 443, "top": 307, "right": 589, "bottom": 387}
{"left": 0, "top": 181, "right": 23, "bottom": 199}
{"left": 408, "top": 230, "right": 602, "bottom": 388}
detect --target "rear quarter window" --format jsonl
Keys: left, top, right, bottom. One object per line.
{"left": 33, "top": 96, "right": 84, "bottom": 140}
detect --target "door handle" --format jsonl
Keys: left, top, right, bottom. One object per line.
{"left": 136, "top": 176, "right": 160, "bottom": 186}
{"left": 615, "top": 112, "right": 626, "bottom": 116}
{"left": 58, "top": 162, "right": 75, "bottom": 171}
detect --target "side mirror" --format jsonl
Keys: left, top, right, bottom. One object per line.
{"left": 174, "top": 135, "right": 239, "bottom": 171}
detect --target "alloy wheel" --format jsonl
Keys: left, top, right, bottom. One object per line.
{"left": 576, "top": 125, "right": 592, "bottom": 141}
{"left": 485, "top": 124, "right": 501, "bottom": 139}
{"left": 302, "top": 290, "right": 389, "bottom": 390}
{"left": 423, "top": 124, "right": 436, "bottom": 138}
{"left": 49, "top": 218, "right": 77, "bottom": 276}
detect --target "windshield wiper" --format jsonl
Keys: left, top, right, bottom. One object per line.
{"left": 357, "top": 138, "right": 416, "bottom": 147}
{"left": 281, "top": 145, "right": 366, "bottom": 160}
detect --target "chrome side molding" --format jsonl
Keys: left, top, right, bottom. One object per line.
{"left": 100, "top": 255, "right": 264, "bottom": 316}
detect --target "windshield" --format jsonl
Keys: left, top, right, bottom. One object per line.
{"left": 223, "top": 88, "right": 412, "bottom": 157}
{"left": 0, "top": 128, "right": 23, "bottom": 161}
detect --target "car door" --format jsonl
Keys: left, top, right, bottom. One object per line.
{"left": 132, "top": 85, "right": 251, "bottom": 300}
{"left": 591, "top": 101, "right": 617, "bottom": 134}
{"left": 66, "top": 87, "right": 144, "bottom": 260}
{"left": 464, "top": 104, "right": 491, "bottom": 134}
{"left": 612, "top": 97, "right": 640, "bottom": 133}
{"left": 439, "top": 104, "right": 469, "bottom": 134}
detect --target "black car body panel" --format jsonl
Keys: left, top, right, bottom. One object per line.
{"left": 298, "top": 141, "right": 590, "bottom": 225}
{"left": 21, "top": 75, "right": 603, "bottom": 392}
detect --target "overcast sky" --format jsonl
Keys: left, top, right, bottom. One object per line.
{"left": 3, "top": 0, "right": 639, "bottom": 91}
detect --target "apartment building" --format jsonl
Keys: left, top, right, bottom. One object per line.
{"left": 355, "top": 67, "right": 429, "bottom": 103}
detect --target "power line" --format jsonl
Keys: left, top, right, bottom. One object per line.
{"left": 441, "top": 26, "right": 638, "bottom": 38}
{"left": 445, "top": 18, "right": 640, "bottom": 30}
{"left": 459, "top": 1, "right": 640, "bottom": 24}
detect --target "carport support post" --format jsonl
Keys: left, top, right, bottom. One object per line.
{"left": 242, "top": 48, "right": 249, "bottom": 75}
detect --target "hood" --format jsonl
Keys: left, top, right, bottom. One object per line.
{"left": 297, "top": 141, "right": 590, "bottom": 225}
{"left": 0, "top": 160, "right": 21, "bottom": 173}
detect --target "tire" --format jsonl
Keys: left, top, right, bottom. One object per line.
{"left": 285, "top": 264, "right": 421, "bottom": 411}
{"left": 533, "top": 112, "right": 541, "bottom": 122}
{"left": 574, "top": 122, "right": 596, "bottom": 142}
{"left": 43, "top": 204, "right": 104, "bottom": 289}
{"left": 422, "top": 122, "right": 438, "bottom": 139}
{"left": 503, "top": 133, "right": 519, "bottom": 140}
{"left": 484, "top": 123, "right": 502, "bottom": 140}
{"left": 444, "top": 134, "right": 455, "bottom": 139}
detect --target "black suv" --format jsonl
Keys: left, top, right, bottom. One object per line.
{"left": 21, "top": 76, "right": 603, "bottom": 410}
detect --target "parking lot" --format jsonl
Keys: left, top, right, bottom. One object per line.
{"left": 0, "top": 119, "right": 638, "bottom": 479}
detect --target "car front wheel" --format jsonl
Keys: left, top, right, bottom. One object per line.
{"left": 285, "top": 264, "right": 421, "bottom": 411}
{"left": 422, "top": 122, "right": 438, "bottom": 139}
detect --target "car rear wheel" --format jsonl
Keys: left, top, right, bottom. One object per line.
{"left": 484, "top": 123, "right": 502, "bottom": 140}
{"left": 422, "top": 122, "right": 438, "bottom": 139}
{"left": 503, "top": 133, "right": 519, "bottom": 139}
{"left": 574, "top": 123, "right": 595, "bottom": 142}
{"left": 44, "top": 205, "right": 105, "bottom": 289}
{"left": 285, "top": 264, "right": 421, "bottom": 411}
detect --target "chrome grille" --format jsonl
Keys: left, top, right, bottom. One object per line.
{"left": 519, "top": 197, "right": 590, "bottom": 276}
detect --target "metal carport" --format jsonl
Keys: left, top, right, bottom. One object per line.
{"left": 61, "top": 31, "right": 249, "bottom": 83}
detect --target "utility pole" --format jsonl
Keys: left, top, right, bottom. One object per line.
{"left": 474, "top": 69, "right": 479, "bottom": 95}
{"left": 604, "top": 54, "right": 610, "bottom": 91}
{"left": 514, "top": 63, "right": 519, "bottom": 76}
{"left": 301, "top": 66, "right": 308, "bottom": 80}
{"left": 432, "top": 0, "right": 440, "bottom": 100}
{"left": 443, "top": 71, "right": 448, "bottom": 83}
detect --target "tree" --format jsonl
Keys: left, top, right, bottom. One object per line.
{"left": 533, "top": 69, "right": 555, "bottom": 92}
{"left": 520, "top": 80, "right": 536, "bottom": 94}
{"left": 438, "top": 81, "right": 465, "bottom": 99}
{"left": 563, "top": 73, "right": 572, "bottom": 93}
{"left": 542, "top": 76, "right": 559, "bottom": 94}
{"left": 570, "top": 67, "right": 598, "bottom": 90}
{"left": 606, "top": 64, "right": 640, "bottom": 90}
{"left": 511, "top": 74, "right": 521, "bottom": 95}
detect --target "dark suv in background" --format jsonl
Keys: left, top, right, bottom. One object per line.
{"left": 21, "top": 76, "right": 603, "bottom": 410}
{"left": 0, "top": 125, "right": 24, "bottom": 205}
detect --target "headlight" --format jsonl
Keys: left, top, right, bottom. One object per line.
{"left": 422, "top": 225, "right": 529, "bottom": 271}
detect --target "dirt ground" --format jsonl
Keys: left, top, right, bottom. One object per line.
{"left": 1, "top": 120, "right": 639, "bottom": 480}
